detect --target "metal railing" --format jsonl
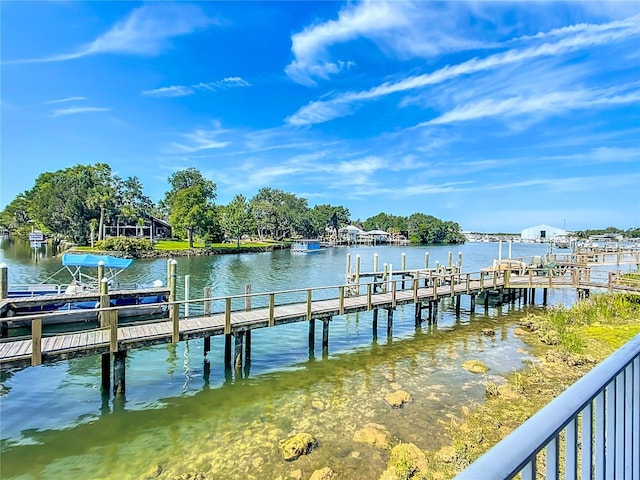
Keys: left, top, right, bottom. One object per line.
{"left": 454, "top": 333, "right": 640, "bottom": 480}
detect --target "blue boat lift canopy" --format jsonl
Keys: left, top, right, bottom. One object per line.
{"left": 61, "top": 254, "right": 133, "bottom": 269}
{"left": 58, "top": 254, "right": 134, "bottom": 289}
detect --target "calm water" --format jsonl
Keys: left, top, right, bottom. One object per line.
{"left": 1, "top": 238, "right": 574, "bottom": 479}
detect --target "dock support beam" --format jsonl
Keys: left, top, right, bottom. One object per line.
{"left": 244, "top": 330, "right": 251, "bottom": 376}
{"left": 414, "top": 302, "right": 422, "bottom": 328}
{"left": 530, "top": 288, "right": 536, "bottom": 305}
{"left": 470, "top": 294, "right": 476, "bottom": 314}
{"left": 224, "top": 333, "right": 232, "bottom": 371}
{"left": 204, "top": 335, "right": 211, "bottom": 355}
{"left": 234, "top": 331, "right": 244, "bottom": 370}
{"left": 100, "top": 278, "right": 111, "bottom": 392}
{"left": 543, "top": 288, "right": 548, "bottom": 306}
{"left": 372, "top": 309, "right": 378, "bottom": 340}
{"left": 308, "top": 319, "right": 315, "bottom": 356}
{"left": 455, "top": 295, "right": 461, "bottom": 317}
{"left": 386, "top": 308, "right": 393, "bottom": 337}
{"left": 322, "top": 319, "right": 330, "bottom": 357}
{"left": 113, "top": 351, "right": 126, "bottom": 395}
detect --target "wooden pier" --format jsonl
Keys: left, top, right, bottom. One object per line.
{"left": 1, "top": 250, "right": 639, "bottom": 394}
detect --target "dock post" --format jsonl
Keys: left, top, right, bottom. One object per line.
{"left": 425, "top": 252, "right": 429, "bottom": 270}
{"left": 432, "top": 301, "right": 438, "bottom": 323}
{"left": 543, "top": 288, "right": 548, "bottom": 306}
{"left": 448, "top": 251, "right": 453, "bottom": 268}
{"left": 386, "top": 308, "right": 393, "bottom": 337}
{"left": 455, "top": 295, "right": 461, "bottom": 316}
{"left": 97, "top": 261, "right": 104, "bottom": 287}
{"left": 345, "top": 254, "right": 351, "bottom": 280}
{"left": 204, "top": 286, "right": 211, "bottom": 316}
{"left": 322, "top": 319, "right": 330, "bottom": 355}
{"left": 402, "top": 253, "right": 406, "bottom": 271}
{"left": 0, "top": 263, "right": 7, "bottom": 302}
{"left": 168, "top": 260, "right": 179, "bottom": 343}
{"left": 113, "top": 351, "right": 126, "bottom": 394}
{"left": 523, "top": 288, "right": 528, "bottom": 304}
{"left": 204, "top": 285, "right": 211, "bottom": 355}
{"left": 355, "top": 255, "right": 361, "bottom": 286}
{"left": 458, "top": 252, "right": 463, "bottom": 273}
{"left": 99, "top": 278, "right": 111, "bottom": 392}
{"left": 373, "top": 253, "right": 379, "bottom": 272}
{"left": 224, "top": 333, "right": 232, "bottom": 371}
{"left": 244, "top": 330, "right": 251, "bottom": 377}
{"left": 484, "top": 291, "right": 490, "bottom": 311}
{"left": 470, "top": 294, "right": 476, "bottom": 313}
{"left": 245, "top": 284, "right": 252, "bottom": 311}
{"left": 531, "top": 288, "right": 536, "bottom": 305}
{"left": 234, "top": 331, "right": 244, "bottom": 370}
{"left": 31, "top": 318, "right": 42, "bottom": 366}
{"left": 414, "top": 302, "right": 421, "bottom": 328}
{"left": 372, "top": 309, "right": 378, "bottom": 340}
{"left": 308, "top": 318, "right": 315, "bottom": 356}
{"left": 184, "top": 275, "right": 190, "bottom": 318}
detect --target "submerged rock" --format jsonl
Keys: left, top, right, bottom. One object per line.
{"left": 353, "top": 423, "right": 392, "bottom": 449}
{"left": 379, "top": 443, "right": 428, "bottom": 480}
{"left": 462, "top": 360, "right": 489, "bottom": 374}
{"left": 309, "top": 467, "right": 338, "bottom": 480}
{"left": 278, "top": 433, "right": 317, "bottom": 461}
{"left": 482, "top": 328, "right": 495, "bottom": 336}
{"left": 384, "top": 390, "right": 413, "bottom": 408}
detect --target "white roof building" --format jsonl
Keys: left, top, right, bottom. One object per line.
{"left": 521, "top": 224, "right": 567, "bottom": 242}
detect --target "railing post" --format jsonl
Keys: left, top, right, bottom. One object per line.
{"left": 466, "top": 273, "right": 470, "bottom": 294}
{"left": 184, "top": 274, "right": 190, "bottom": 318}
{"left": 306, "top": 289, "right": 312, "bottom": 320}
{"left": 391, "top": 281, "right": 397, "bottom": 308}
{"left": 373, "top": 253, "right": 379, "bottom": 273}
{"left": 268, "top": 293, "right": 275, "bottom": 326}
{"left": 425, "top": 252, "right": 429, "bottom": 270}
{"left": 505, "top": 269, "right": 511, "bottom": 288}
{"left": 225, "top": 297, "right": 232, "bottom": 333}
{"left": 339, "top": 286, "right": 345, "bottom": 315}
{"left": 480, "top": 271, "right": 485, "bottom": 291}
{"left": 245, "top": 284, "right": 252, "bottom": 311}
{"left": 355, "top": 255, "right": 360, "bottom": 285}
{"left": 110, "top": 311, "right": 119, "bottom": 353}
{"left": 204, "top": 286, "right": 211, "bottom": 316}
{"left": 367, "top": 283, "right": 372, "bottom": 310}
{"left": 31, "top": 318, "right": 42, "bottom": 366}
{"left": 413, "top": 278, "right": 418, "bottom": 303}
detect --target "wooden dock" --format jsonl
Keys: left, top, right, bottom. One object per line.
{"left": 1, "top": 251, "right": 639, "bottom": 393}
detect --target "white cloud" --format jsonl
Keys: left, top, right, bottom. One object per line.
{"left": 423, "top": 83, "right": 640, "bottom": 126}
{"left": 287, "top": 13, "right": 640, "bottom": 125}
{"left": 142, "top": 85, "right": 195, "bottom": 98}
{"left": 44, "top": 96, "right": 87, "bottom": 104}
{"left": 5, "top": 4, "right": 213, "bottom": 64}
{"left": 171, "top": 123, "right": 230, "bottom": 153}
{"left": 285, "top": 1, "right": 494, "bottom": 86}
{"left": 49, "top": 106, "right": 110, "bottom": 117}
{"left": 142, "top": 77, "right": 251, "bottom": 98}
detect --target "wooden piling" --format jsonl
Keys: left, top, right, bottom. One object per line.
{"left": 414, "top": 302, "right": 421, "bottom": 328}
{"left": 372, "top": 309, "right": 378, "bottom": 339}
{"left": 234, "top": 332, "right": 244, "bottom": 369}
{"left": 168, "top": 260, "right": 179, "bottom": 343}
{"left": 455, "top": 295, "right": 461, "bottom": 316}
{"left": 224, "top": 333, "right": 232, "bottom": 370}
{"left": 322, "top": 319, "right": 329, "bottom": 352}
{"left": 110, "top": 312, "right": 118, "bottom": 353}
{"left": 244, "top": 330, "right": 251, "bottom": 366}
{"left": 204, "top": 286, "right": 211, "bottom": 316}
{"left": 543, "top": 288, "right": 548, "bottom": 306}
{"left": 97, "top": 261, "right": 104, "bottom": 287}
{"left": 245, "top": 284, "right": 252, "bottom": 311}
{"left": 308, "top": 318, "right": 315, "bottom": 355}
{"left": 31, "top": 318, "right": 42, "bottom": 366}
{"left": 113, "top": 351, "right": 126, "bottom": 394}
{"left": 99, "top": 278, "right": 111, "bottom": 391}
{"left": 387, "top": 308, "right": 393, "bottom": 337}
{"left": 531, "top": 288, "right": 536, "bottom": 304}
{"left": 470, "top": 294, "right": 476, "bottom": 313}
{"left": 458, "top": 252, "right": 463, "bottom": 272}
{"left": 204, "top": 335, "right": 211, "bottom": 355}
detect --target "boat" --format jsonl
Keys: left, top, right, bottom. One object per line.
{"left": 291, "top": 239, "right": 322, "bottom": 253}
{"left": 6, "top": 254, "right": 168, "bottom": 326}
{"left": 553, "top": 234, "right": 571, "bottom": 249}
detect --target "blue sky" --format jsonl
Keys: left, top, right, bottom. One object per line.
{"left": 1, "top": 1, "right": 639, "bottom": 233}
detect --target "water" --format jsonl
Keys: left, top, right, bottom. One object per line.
{"left": 1, "top": 238, "right": 573, "bottom": 479}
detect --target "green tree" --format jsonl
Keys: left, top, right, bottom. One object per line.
{"left": 221, "top": 195, "right": 255, "bottom": 247}
{"left": 302, "top": 204, "right": 350, "bottom": 239}
{"left": 249, "top": 188, "right": 308, "bottom": 240}
{"left": 0, "top": 192, "right": 33, "bottom": 236}
{"left": 163, "top": 168, "right": 217, "bottom": 248}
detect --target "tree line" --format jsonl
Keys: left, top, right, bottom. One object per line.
{"left": 0, "top": 164, "right": 465, "bottom": 247}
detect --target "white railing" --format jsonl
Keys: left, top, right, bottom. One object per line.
{"left": 455, "top": 333, "right": 640, "bottom": 480}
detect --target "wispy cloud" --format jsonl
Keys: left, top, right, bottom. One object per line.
{"left": 142, "top": 77, "right": 251, "bottom": 98}
{"left": 44, "top": 96, "right": 87, "bottom": 104}
{"left": 171, "top": 122, "right": 230, "bottom": 153}
{"left": 287, "top": 13, "right": 640, "bottom": 125}
{"left": 285, "top": 1, "right": 490, "bottom": 86}
{"left": 422, "top": 83, "right": 640, "bottom": 126}
{"left": 5, "top": 4, "right": 213, "bottom": 65}
{"left": 50, "top": 107, "right": 110, "bottom": 117}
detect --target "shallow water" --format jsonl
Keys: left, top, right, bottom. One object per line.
{"left": 0, "top": 239, "right": 578, "bottom": 478}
